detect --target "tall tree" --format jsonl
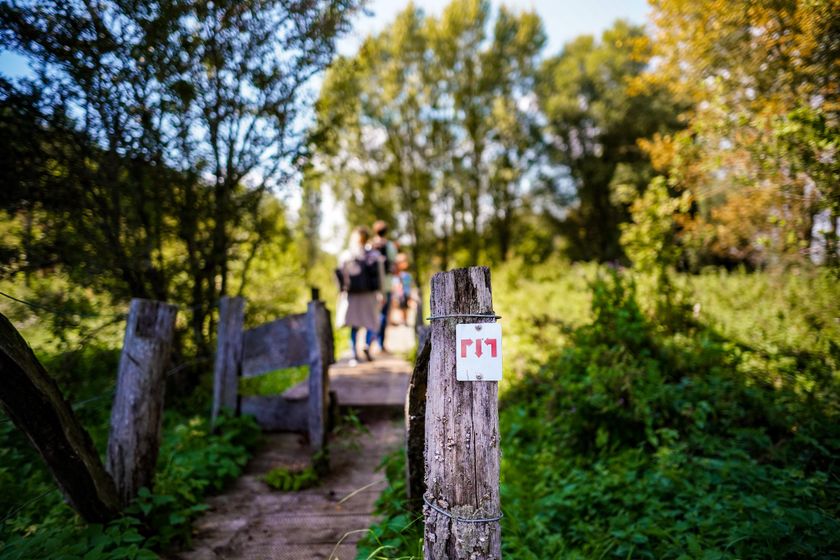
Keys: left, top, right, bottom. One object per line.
{"left": 645, "top": 0, "right": 840, "bottom": 267}
{"left": 537, "top": 20, "right": 683, "bottom": 262}
{"left": 0, "top": 0, "right": 359, "bottom": 351}
{"left": 310, "top": 0, "right": 546, "bottom": 274}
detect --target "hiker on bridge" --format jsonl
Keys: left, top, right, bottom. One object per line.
{"left": 368, "top": 220, "right": 399, "bottom": 353}
{"left": 335, "top": 226, "right": 386, "bottom": 366}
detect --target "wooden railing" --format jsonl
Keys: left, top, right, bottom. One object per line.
{"left": 212, "top": 290, "right": 335, "bottom": 451}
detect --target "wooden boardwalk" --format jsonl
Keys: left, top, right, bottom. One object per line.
{"left": 171, "top": 326, "right": 414, "bottom": 560}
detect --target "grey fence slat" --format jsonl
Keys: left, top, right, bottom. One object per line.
{"left": 240, "top": 395, "right": 308, "bottom": 433}
{"left": 212, "top": 297, "right": 245, "bottom": 425}
{"left": 241, "top": 313, "right": 310, "bottom": 377}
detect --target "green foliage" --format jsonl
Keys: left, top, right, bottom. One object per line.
{"left": 238, "top": 366, "right": 309, "bottom": 397}
{"left": 361, "top": 264, "right": 839, "bottom": 558}
{"left": 538, "top": 20, "right": 684, "bottom": 262}
{"left": 501, "top": 271, "right": 840, "bottom": 558}
{"left": 0, "top": 407, "right": 260, "bottom": 559}
{"left": 620, "top": 177, "right": 691, "bottom": 275}
{"left": 355, "top": 449, "right": 422, "bottom": 560}
{"left": 264, "top": 465, "right": 320, "bottom": 492}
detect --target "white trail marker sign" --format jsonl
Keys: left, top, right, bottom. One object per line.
{"left": 455, "top": 323, "right": 502, "bottom": 381}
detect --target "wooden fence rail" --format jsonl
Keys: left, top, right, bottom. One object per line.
{"left": 0, "top": 313, "right": 121, "bottom": 522}
{"left": 212, "top": 292, "right": 335, "bottom": 451}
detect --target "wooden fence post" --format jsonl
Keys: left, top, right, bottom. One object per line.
{"left": 306, "top": 295, "right": 332, "bottom": 452}
{"left": 107, "top": 298, "right": 177, "bottom": 506}
{"left": 0, "top": 313, "right": 121, "bottom": 522}
{"left": 416, "top": 286, "right": 430, "bottom": 349}
{"left": 424, "top": 267, "right": 501, "bottom": 559}
{"left": 212, "top": 296, "right": 245, "bottom": 426}
{"left": 405, "top": 333, "right": 431, "bottom": 513}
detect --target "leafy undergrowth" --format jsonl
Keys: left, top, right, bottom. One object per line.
{"left": 501, "top": 272, "right": 840, "bottom": 558}
{"left": 362, "top": 267, "right": 839, "bottom": 558}
{"left": 264, "top": 465, "right": 320, "bottom": 492}
{"left": 0, "top": 411, "right": 261, "bottom": 559}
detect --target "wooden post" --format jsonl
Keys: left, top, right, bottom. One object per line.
{"left": 107, "top": 298, "right": 177, "bottom": 506}
{"left": 212, "top": 296, "right": 245, "bottom": 425}
{"left": 306, "top": 297, "right": 331, "bottom": 452}
{"left": 405, "top": 333, "right": 431, "bottom": 513}
{"left": 416, "top": 286, "right": 430, "bottom": 349}
{"left": 424, "top": 267, "right": 501, "bottom": 559}
{"left": 0, "top": 313, "right": 121, "bottom": 522}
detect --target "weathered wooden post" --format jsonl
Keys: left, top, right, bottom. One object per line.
{"left": 212, "top": 296, "right": 245, "bottom": 425}
{"left": 107, "top": 298, "right": 177, "bottom": 506}
{"left": 0, "top": 313, "right": 120, "bottom": 522}
{"left": 405, "top": 333, "right": 431, "bottom": 513}
{"left": 424, "top": 267, "right": 502, "bottom": 559}
{"left": 306, "top": 293, "right": 332, "bottom": 452}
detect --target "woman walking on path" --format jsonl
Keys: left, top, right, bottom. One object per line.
{"left": 335, "top": 226, "right": 385, "bottom": 366}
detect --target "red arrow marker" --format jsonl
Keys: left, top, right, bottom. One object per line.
{"left": 461, "top": 338, "right": 473, "bottom": 358}
{"left": 484, "top": 338, "right": 497, "bottom": 357}
{"left": 474, "top": 339, "right": 483, "bottom": 358}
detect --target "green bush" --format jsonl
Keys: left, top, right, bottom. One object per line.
{"left": 501, "top": 272, "right": 840, "bottom": 558}
{"left": 360, "top": 265, "right": 839, "bottom": 558}
{"left": 264, "top": 465, "right": 320, "bottom": 492}
{"left": 0, "top": 412, "right": 261, "bottom": 559}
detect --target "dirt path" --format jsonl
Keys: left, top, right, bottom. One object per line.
{"left": 171, "top": 326, "right": 414, "bottom": 560}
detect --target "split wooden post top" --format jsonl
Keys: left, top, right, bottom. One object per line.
{"left": 424, "top": 266, "right": 501, "bottom": 560}
{"left": 107, "top": 298, "right": 178, "bottom": 507}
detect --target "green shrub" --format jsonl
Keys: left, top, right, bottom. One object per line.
{"left": 0, "top": 412, "right": 261, "bottom": 558}
{"left": 361, "top": 265, "right": 839, "bottom": 558}
{"left": 501, "top": 272, "right": 840, "bottom": 558}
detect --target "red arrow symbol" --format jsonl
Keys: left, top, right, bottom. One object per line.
{"left": 474, "top": 339, "right": 483, "bottom": 358}
{"left": 460, "top": 338, "right": 473, "bottom": 358}
{"left": 484, "top": 338, "right": 497, "bottom": 357}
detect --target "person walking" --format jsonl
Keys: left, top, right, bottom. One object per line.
{"left": 335, "top": 226, "right": 385, "bottom": 365}
{"left": 367, "top": 220, "right": 398, "bottom": 353}
{"left": 394, "top": 253, "right": 414, "bottom": 326}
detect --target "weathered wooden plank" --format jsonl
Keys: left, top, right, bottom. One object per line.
{"left": 106, "top": 298, "right": 178, "bottom": 507}
{"left": 241, "top": 313, "right": 309, "bottom": 377}
{"left": 424, "top": 267, "right": 501, "bottom": 559}
{"left": 212, "top": 296, "right": 245, "bottom": 425}
{"left": 306, "top": 300, "right": 330, "bottom": 451}
{"left": 405, "top": 334, "right": 431, "bottom": 513}
{"left": 241, "top": 395, "right": 308, "bottom": 433}
{"left": 0, "top": 313, "right": 120, "bottom": 522}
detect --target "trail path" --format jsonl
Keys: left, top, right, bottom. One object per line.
{"left": 170, "top": 325, "right": 414, "bottom": 560}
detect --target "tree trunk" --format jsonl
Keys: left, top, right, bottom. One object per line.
{"left": 424, "top": 267, "right": 501, "bottom": 559}
{"left": 0, "top": 313, "right": 120, "bottom": 522}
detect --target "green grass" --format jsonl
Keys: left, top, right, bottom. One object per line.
{"left": 238, "top": 365, "right": 309, "bottom": 397}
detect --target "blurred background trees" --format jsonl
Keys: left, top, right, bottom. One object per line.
{"left": 1, "top": 0, "right": 837, "bottom": 351}
{"left": 307, "top": 0, "right": 837, "bottom": 274}
{"left": 0, "top": 0, "right": 361, "bottom": 353}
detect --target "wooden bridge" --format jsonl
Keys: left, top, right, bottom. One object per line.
{"left": 171, "top": 322, "right": 416, "bottom": 560}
